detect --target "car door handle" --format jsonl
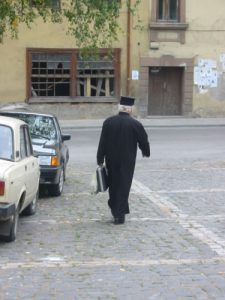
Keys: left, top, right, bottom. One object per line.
{"left": 25, "top": 165, "right": 27, "bottom": 171}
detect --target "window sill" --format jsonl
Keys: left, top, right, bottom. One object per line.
{"left": 150, "top": 22, "right": 188, "bottom": 30}
{"left": 149, "top": 22, "right": 188, "bottom": 44}
{"left": 28, "top": 96, "right": 119, "bottom": 104}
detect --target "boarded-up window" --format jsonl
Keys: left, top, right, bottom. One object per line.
{"left": 77, "top": 55, "right": 115, "bottom": 97}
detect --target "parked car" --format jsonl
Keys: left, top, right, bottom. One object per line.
{"left": 0, "top": 110, "right": 71, "bottom": 196}
{"left": 0, "top": 116, "right": 40, "bottom": 242}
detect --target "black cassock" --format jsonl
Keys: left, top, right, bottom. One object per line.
{"left": 97, "top": 112, "right": 150, "bottom": 218}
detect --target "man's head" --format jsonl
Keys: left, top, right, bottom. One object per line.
{"left": 118, "top": 104, "right": 132, "bottom": 114}
{"left": 119, "top": 96, "right": 135, "bottom": 114}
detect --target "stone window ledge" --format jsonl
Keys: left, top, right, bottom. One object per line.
{"left": 28, "top": 97, "right": 119, "bottom": 104}
{"left": 150, "top": 22, "right": 188, "bottom": 31}
{"left": 150, "top": 22, "right": 188, "bottom": 44}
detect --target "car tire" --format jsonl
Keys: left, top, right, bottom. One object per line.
{"left": 23, "top": 189, "right": 39, "bottom": 216}
{"left": 49, "top": 167, "right": 64, "bottom": 197}
{"left": 5, "top": 209, "right": 19, "bottom": 242}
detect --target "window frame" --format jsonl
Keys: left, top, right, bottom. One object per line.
{"left": 26, "top": 48, "right": 121, "bottom": 103}
{"left": 150, "top": 0, "right": 188, "bottom": 44}
{"left": 30, "top": 0, "right": 61, "bottom": 10}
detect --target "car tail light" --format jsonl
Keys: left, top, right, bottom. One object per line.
{"left": 0, "top": 181, "right": 5, "bottom": 196}
{"left": 51, "top": 156, "right": 60, "bottom": 167}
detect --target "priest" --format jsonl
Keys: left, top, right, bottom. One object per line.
{"left": 97, "top": 96, "right": 150, "bottom": 224}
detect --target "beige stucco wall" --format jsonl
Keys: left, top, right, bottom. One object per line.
{"left": 187, "top": 0, "right": 225, "bottom": 116}
{"left": 0, "top": 0, "right": 149, "bottom": 106}
{"left": 146, "top": 0, "right": 225, "bottom": 116}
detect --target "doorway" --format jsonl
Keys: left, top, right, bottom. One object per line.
{"left": 148, "top": 67, "right": 183, "bottom": 115}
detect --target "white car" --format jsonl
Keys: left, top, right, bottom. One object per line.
{"left": 0, "top": 116, "right": 40, "bottom": 242}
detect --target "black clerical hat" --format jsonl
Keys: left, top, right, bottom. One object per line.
{"left": 120, "top": 96, "right": 135, "bottom": 106}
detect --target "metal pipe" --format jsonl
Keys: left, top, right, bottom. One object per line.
{"left": 126, "top": 0, "right": 131, "bottom": 96}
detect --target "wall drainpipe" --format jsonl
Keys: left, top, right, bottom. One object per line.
{"left": 126, "top": 0, "right": 131, "bottom": 96}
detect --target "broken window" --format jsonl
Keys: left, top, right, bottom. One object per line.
{"left": 77, "top": 55, "right": 115, "bottom": 97}
{"left": 158, "top": 0, "right": 179, "bottom": 22}
{"left": 27, "top": 49, "right": 120, "bottom": 100}
{"left": 31, "top": 53, "right": 71, "bottom": 97}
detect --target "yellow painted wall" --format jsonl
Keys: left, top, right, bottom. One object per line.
{"left": 147, "top": 0, "right": 225, "bottom": 116}
{"left": 0, "top": 0, "right": 149, "bottom": 105}
{"left": 1, "top": 0, "right": 225, "bottom": 116}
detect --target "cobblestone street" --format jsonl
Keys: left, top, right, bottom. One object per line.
{"left": 1, "top": 126, "right": 225, "bottom": 299}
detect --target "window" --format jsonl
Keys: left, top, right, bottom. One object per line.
{"left": 20, "top": 126, "right": 33, "bottom": 158}
{"left": 30, "top": 0, "right": 60, "bottom": 9}
{"left": 150, "top": 0, "right": 188, "bottom": 44}
{"left": 24, "top": 127, "right": 33, "bottom": 157}
{"left": 77, "top": 55, "right": 115, "bottom": 97}
{"left": 31, "top": 53, "right": 70, "bottom": 97}
{"left": 3, "top": 113, "right": 58, "bottom": 141}
{"left": 20, "top": 127, "right": 27, "bottom": 159}
{"left": 27, "top": 49, "right": 120, "bottom": 101}
{"left": 158, "top": 0, "right": 179, "bottom": 22}
{"left": 0, "top": 125, "right": 13, "bottom": 161}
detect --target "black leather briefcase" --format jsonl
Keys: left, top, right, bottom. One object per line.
{"left": 96, "top": 165, "right": 109, "bottom": 193}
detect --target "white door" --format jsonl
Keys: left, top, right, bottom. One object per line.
{"left": 20, "top": 126, "right": 39, "bottom": 205}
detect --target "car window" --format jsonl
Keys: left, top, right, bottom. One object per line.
{"left": 32, "top": 116, "right": 57, "bottom": 141}
{"left": 54, "top": 117, "right": 62, "bottom": 141}
{"left": 24, "top": 126, "right": 33, "bottom": 156}
{"left": 20, "top": 127, "right": 27, "bottom": 159}
{"left": 0, "top": 113, "right": 58, "bottom": 141}
{"left": 0, "top": 125, "right": 13, "bottom": 161}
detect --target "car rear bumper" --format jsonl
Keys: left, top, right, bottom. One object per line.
{"left": 0, "top": 203, "right": 16, "bottom": 220}
{"left": 39, "top": 166, "right": 62, "bottom": 185}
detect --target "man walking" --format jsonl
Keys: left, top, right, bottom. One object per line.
{"left": 97, "top": 96, "right": 150, "bottom": 225}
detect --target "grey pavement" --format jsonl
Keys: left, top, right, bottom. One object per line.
{"left": 60, "top": 117, "right": 225, "bottom": 130}
{"left": 1, "top": 125, "right": 225, "bottom": 299}
{"left": 1, "top": 158, "right": 225, "bottom": 299}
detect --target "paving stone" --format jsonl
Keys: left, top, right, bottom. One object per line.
{"left": 0, "top": 159, "right": 225, "bottom": 299}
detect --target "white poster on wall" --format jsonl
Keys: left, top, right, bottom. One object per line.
{"left": 132, "top": 70, "right": 139, "bottom": 80}
{"left": 194, "top": 58, "right": 218, "bottom": 89}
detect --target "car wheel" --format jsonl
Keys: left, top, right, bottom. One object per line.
{"left": 49, "top": 167, "right": 64, "bottom": 197}
{"left": 23, "top": 189, "right": 39, "bottom": 216}
{"left": 5, "top": 209, "right": 19, "bottom": 242}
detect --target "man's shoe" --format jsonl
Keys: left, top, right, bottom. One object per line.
{"left": 114, "top": 215, "right": 125, "bottom": 225}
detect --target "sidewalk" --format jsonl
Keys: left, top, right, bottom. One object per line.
{"left": 60, "top": 116, "right": 225, "bottom": 129}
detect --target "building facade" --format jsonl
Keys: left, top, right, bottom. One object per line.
{"left": 0, "top": 0, "right": 225, "bottom": 118}
{"left": 140, "top": 0, "right": 225, "bottom": 117}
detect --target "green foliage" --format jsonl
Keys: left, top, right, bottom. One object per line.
{"left": 0, "top": 0, "right": 141, "bottom": 49}
{"left": 0, "top": 0, "right": 60, "bottom": 42}
{"left": 64, "top": 0, "right": 120, "bottom": 50}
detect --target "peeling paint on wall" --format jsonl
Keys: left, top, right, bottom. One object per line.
{"left": 210, "top": 73, "right": 225, "bottom": 102}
